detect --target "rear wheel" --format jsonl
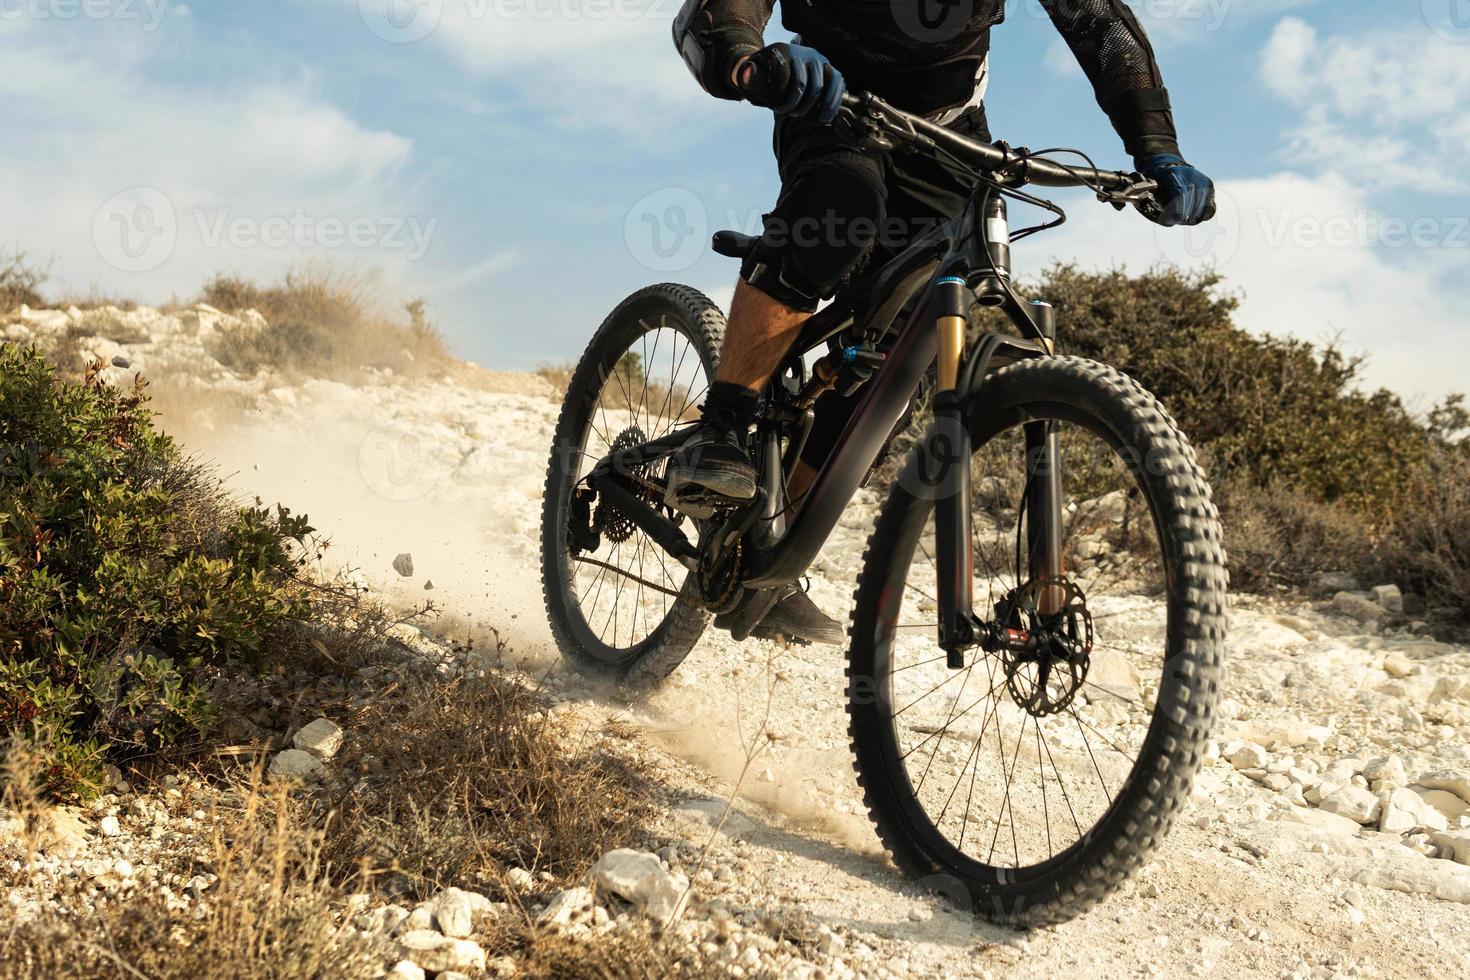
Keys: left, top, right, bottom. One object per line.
{"left": 540, "top": 284, "right": 723, "bottom": 684}
{"left": 847, "top": 357, "right": 1226, "bottom": 925}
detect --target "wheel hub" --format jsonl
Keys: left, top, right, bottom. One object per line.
{"left": 998, "top": 577, "right": 1095, "bottom": 717}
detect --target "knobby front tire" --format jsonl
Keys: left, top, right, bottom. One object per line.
{"left": 846, "top": 356, "right": 1227, "bottom": 926}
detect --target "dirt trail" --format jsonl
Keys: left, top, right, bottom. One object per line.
{"left": 161, "top": 367, "right": 1470, "bottom": 980}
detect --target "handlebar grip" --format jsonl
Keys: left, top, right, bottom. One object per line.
{"left": 738, "top": 45, "right": 793, "bottom": 109}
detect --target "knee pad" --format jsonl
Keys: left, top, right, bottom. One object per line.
{"left": 741, "top": 162, "right": 886, "bottom": 312}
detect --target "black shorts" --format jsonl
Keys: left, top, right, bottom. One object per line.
{"left": 740, "top": 105, "right": 990, "bottom": 312}
{"left": 740, "top": 107, "right": 990, "bottom": 474}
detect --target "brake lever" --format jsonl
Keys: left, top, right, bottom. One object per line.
{"left": 1097, "top": 175, "right": 1158, "bottom": 212}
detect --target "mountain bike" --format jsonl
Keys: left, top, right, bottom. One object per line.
{"left": 540, "top": 90, "right": 1226, "bottom": 925}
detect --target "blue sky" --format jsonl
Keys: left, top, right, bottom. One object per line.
{"left": 2, "top": 0, "right": 1467, "bottom": 406}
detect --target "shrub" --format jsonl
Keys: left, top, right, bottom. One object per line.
{"left": 0, "top": 345, "right": 315, "bottom": 797}
{"left": 0, "top": 251, "right": 47, "bottom": 312}
{"left": 201, "top": 267, "right": 450, "bottom": 379}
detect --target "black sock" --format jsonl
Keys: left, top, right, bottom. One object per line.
{"left": 700, "top": 381, "right": 761, "bottom": 434}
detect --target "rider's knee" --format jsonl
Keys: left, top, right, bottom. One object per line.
{"left": 741, "top": 161, "right": 887, "bottom": 312}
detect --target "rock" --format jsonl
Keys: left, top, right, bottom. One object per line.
{"left": 392, "top": 553, "right": 415, "bottom": 577}
{"left": 536, "top": 886, "right": 595, "bottom": 929}
{"left": 1317, "top": 785, "right": 1381, "bottom": 825}
{"left": 1334, "top": 592, "right": 1385, "bottom": 625}
{"left": 1414, "top": 788, "right": 1470, "bottom": 823}
{"left": 1431, "top": 831, "right": 1470, "bottom": 865}
{"left": 403, "top": 903, "right": 435, "bottom": 933}
{"left": 1362, "top": 755, "right": 1407, "bottom": 789}
{"left": 1372, "top": 584, "right": 1404, "bottom": 614}
{"left": 424, "top": 580, "right": 435, "bottom": 591}
{"left": 268, "top": 749, "right": 323, "bottom": 779}
{"left": 1226, "top": 742, "right": 1270, "bottom": 771}
{"left": 386, "top": 961, "right": 425, "bottom": 980}
{"left": 1379, "top": 787, "right": 1449, "bottom": 834}
{"left": 592, "top": 849, "right": 689, "bottom": 922}
{"left": 1262, "top": 772, "right": 1291, "bottom": 792}
{"left": 98, "top": 814, "right": 122, "bottom": 837}
{"left": 397, "top": 931, "right": 486, "bottom": 974}
{"left": 430, "top": 887, "right": 495, "bottom": 939}
{"left": 354, "top": 905, "right": 410, "bottom": 935}
{"left": 1085, "top": 646, "right": 1141, "bottom": 703}
{"left": 1415, "top": 769, "right": 1470, "bottom": 805}
{"left": 111, "top": 355, "right": 131, "bottom": 369}
{"left": 34, "top": 807, "right": 89, "bottom": 856}
{"left": 1382, "top": 651, "right": 1413, "bottom": 679}
{"left": 1314, "top": 571, "right": 1360, "bottom": 593}
{"left": 292, "top": 718, "right": 344, "bottom": 760}
{"left": 1343, "top": 849, "right": 1470, "bottom": 904}
{"left": 505, "top": 867, "right": 535, "bottom": 892}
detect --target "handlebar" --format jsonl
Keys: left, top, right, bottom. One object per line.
{"left": 835, "top": 91, "right": 1141, "bottom": 194}
{"left": 737, "top": 48, "right": 1151, "bottom": 202}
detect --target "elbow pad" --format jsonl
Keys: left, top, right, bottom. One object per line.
{"left": 672, "top": 0, "right": 760, "bottom": 101}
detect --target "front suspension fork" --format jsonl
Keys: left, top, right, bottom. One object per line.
{"left": 932, "top": 277, "right": 976, "bottom": 667}
{"left": 933, "top": 278, "right": 1065, "bottom": 666}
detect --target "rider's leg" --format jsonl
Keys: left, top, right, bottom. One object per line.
{"left": 714, "top": 280, "right": 811, "bottom": 390}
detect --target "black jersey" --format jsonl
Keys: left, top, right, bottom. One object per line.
{"left": 673, "top": 0, "right": 1180, "bottom": 156}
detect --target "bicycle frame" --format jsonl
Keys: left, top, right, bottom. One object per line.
{"left": 582, "top": 91, "right": 1148, "bottom": 658}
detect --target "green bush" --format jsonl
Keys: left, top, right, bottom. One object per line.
{"left": 0, "top": 345, "right": 314, "bottom": 797}
{"left": 949, "top": 264, "right": 1469, "bottom": 619}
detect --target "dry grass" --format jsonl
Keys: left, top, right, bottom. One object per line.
{"left": 201, "top": 266, "right": 452, "bottom": 380}
{"left": 319, "top": 657, "right": 656, "bottom": 902}
{"left": 0, "top": 767, "right": 387, "bottom": 980}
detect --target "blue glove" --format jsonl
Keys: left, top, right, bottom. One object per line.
{"left": 1134, "top": 153, "right": 1216, "bottom": 227}
{"left": 740, "top": 43, "right": 846, "bottom": 124}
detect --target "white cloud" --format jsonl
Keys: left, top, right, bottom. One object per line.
{"left": 0, "top": 19, "right": 426, "bottom": 301}
{"left": 1260, "top": 16, "right": 1470, "bottom": 192}
{"left": 1031, "top": 170, "right": 1468, "bottom": 405}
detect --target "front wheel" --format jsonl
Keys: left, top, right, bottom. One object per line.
{"left": 540, "top": 284, "right": 724, "bottom": 685}
{"left": 847, "top": 357, "right": 1227, "bottom": 926}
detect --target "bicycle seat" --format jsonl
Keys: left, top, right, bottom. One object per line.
{"left": 711, "top": 230, "right": 758, "bottom": 259}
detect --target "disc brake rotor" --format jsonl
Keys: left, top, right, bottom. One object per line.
{"left": 1000, "top": 577, "right": 1095, "bottom": 717}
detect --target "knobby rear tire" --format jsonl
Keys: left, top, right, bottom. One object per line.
{"left": 539, "top": 284, "right": 725, "bottom": 686}
{"left": 846, "top": 356, "right": 1228, "bottom": 926}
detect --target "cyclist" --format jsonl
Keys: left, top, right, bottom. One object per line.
{"left": 667, "top": 0, "right": 1215, "bottom": 644}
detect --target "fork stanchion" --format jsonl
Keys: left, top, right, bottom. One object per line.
{"left": 932, "top": 276, "right": 978, "bottom": 667}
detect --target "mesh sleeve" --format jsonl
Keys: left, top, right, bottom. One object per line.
{"left": 1039, "top": 0, "right": 1180, "bottom": 157}
{"left": 687, "top": 0, "right": 775, "bottom": 100}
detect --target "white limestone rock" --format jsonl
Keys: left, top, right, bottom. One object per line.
{"left": 292, "top": 718, "right": 344, "bottom": 760}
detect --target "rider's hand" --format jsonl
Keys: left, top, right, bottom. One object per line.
{"left": 737, "top": 43, "right": 846, "bottom": 124}
{"left": 1134, "top": 154, "right": 1216, "bottom": 227}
